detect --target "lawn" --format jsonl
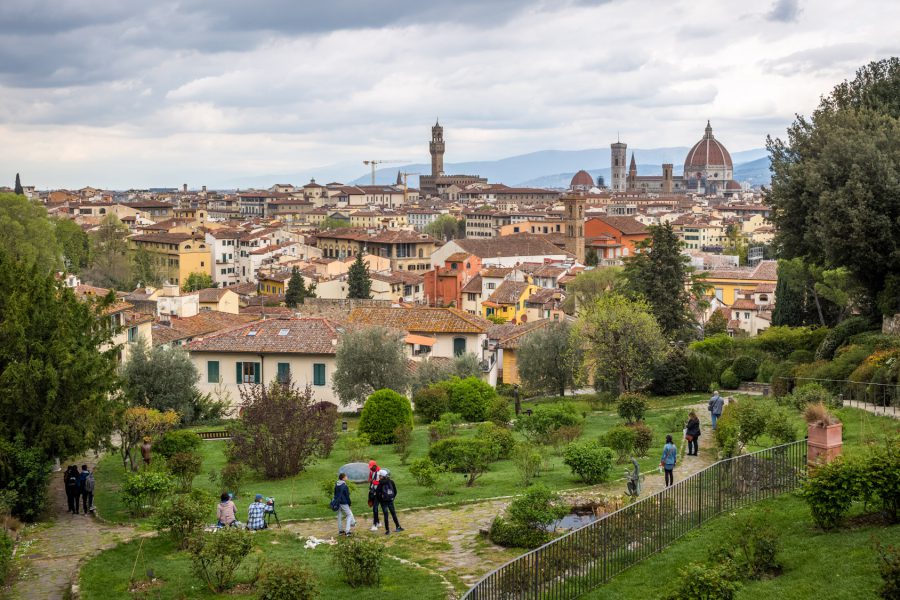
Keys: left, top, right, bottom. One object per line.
{"left": 93, "top": 393, "right": 710, "bottom": 525}
{"left": 581, "top": 494, "right": 900, "bottom": 600}
{"left": 78, "top": 531, "right": 449, "bottom": 600}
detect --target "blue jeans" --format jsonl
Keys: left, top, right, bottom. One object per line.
{"left": 711, "top": 412, "right": 719, "bottom": 429}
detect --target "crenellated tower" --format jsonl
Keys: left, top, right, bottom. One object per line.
{"left": 430, "top": 119, "right": 445, "bottom": 177}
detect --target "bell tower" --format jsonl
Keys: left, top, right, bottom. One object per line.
{"left": 562, "top": 195, "right": 585, "bottom": 264}
{"left": 611, "top": 141, "right": 627, "bottom": 192}
{"left": 430, "top": 119, "right": 445, "bottom": 177}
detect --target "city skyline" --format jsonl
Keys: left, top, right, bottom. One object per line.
{"left": 2, "top": 0, "right": 899, "bottom": 189}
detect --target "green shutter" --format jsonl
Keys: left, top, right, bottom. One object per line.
{"left": 208, "top": 361, "right": 220, "bottom": 384}
{"left": 277, "top": 362, "right": 290, "bottom": 383}
{"left": 236, "top": 362, "right": 243, "bottom": 384}
{"left": 313, "top": 363, "right": 325, "bottom": 386}
{"left": 253, "top": 362, "right": 261, "bottom": 384}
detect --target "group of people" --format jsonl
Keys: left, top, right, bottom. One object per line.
{"left": 659, "top": 391, "right": 728, "bottom": 487}
{"left": 331, "top": 459, "right": 403, "bottom": 537}
{"left": 216, "top": 493, "right": 275, "bottom": 530}
{"left": 63, "top": 464, "right": 94, "bottom": 515}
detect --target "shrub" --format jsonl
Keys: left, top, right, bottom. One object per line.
{"left": 428, "top": 412, "right": 463, "bottom": 443}
{"left": 689, "top": 334, "right": 735, "bottom": 359}
{"left": 650, "top": 348, "right": 691, "bottom": 396}
{"left": 408, "top": 458, "right": 453, "bottom": 496}
{"left": 488, "top": 516, "right": 550, "bottom": 549}
{"left": 190, "top": 528, "right": 254, "bottom": 592}
{"left": 602, "top": 425, "right": 637, "bottom": 463}
{"left": 154, "top": 430, "right": 202, "bottom": 459}
{"left": 800, "top": 458, "right": 861, "bottom": 530}
{"left": 714, "top": 408, "right": 740, "bottom": 458}
{"left": 629, "top": 422, "right": 654, "bottom": 457}
{"left": 392, "top": 423, "right": 413, "bottom": 465}
{"left": 716, "top": 399, "right": 771, "bottom": 454}
{"left": 816, "top": 316, "right": 873, "bottom": 360}
{"left": 875, "top": 541, "right": 900, "bottom": 600}
{"left": 616, "top": 393, "right": 648, "bottom": 423}
{"left": 428, "top": 437, "right": 494, "bottom": 486}
{"left": 716, "top": 513, "right": 781, "bottom": 580}
{"left": 345, "top": 433, "right": 370, "bottom": 463}
{"left": 0, "top": 531, "right": 12, "bottom": 585}
{"left": 788, "top": 349, "right": 815, "bottom": 363}
{"left": 765, "top": 406, "right": 798, "bottom": 445}
{"left": 686, "top": 352, "right": 719, "bottom": 393}
{"left": 752, "top": 325, "right": 828, "bottom": 359}
{"left": 358, "top": 389, "right": 413, "bottom": 445}
{"left": 220, "top": 461, "right": 246, "bottom": 498}
{"left": 489, "top": 485, "right": 568, "bottom": 549}
{"left": 154, "top": 489, "right": 210, "bottom": 549}
{"left": 167, "top": 451, "right": 203, "bottom": 492}
{"left": 257, "top": 562, "right": 319, "bottom": 600}
{"left": 664, "top": 562, "right": 741, "bottom": 600}
{"left": 443, "top": 377, "right": 497, "bottom": 422}
{"left": 861, "top": 443, "right": 900, "bottom": 523}
{"left": 769, "top": 361, "right": 797, "bottom": 397}
{"left": 0, "top": 439, "right": 50, "bottom": 522}
{"left": 487, "top": 396, "right": 512, "bottom": 426}
{"left": 790, "top": 383, "right": 839, "bottom": 410}
{"left": 332, "top": 535, "right": 384, "bottom": 587}
{"left": 562, "top": 441, "right": 614, "bottom": 484}
{"left": 719, "top": 367, "right": 740, "bottom": 390}
{"left": 731, "top": 356, "right": 759, "bottom": 382}
{"left": 514, "top": 403, "right": 582, "bottom": 444}
{"left": 121, "top": 470, "right": 175, "bottom": 516}
{"left": 804, "top": 402, "right": 839, "bottom": 427}
{"left": 475, "top": 422, "right": 515, "bottom": 460}
{"left": 413, "top": 386, "right": 448, "bottom": 423}
{"left": 512, "top": 442, "right": 545, "bottom": 486}
{"left": 548, "top": 424, "right": 584, "bottom": 453}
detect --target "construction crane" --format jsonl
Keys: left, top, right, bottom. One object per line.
{"left": 398, "top": 171, "right": 421, "bottom": 205}
{"left": 362, "top": 159, "right": 405, "bottom": 185}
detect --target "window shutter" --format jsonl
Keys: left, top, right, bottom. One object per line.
{"left": 208, "top": 361, "right": 220, "bottom": 384}
{"left": 253, "top": 362, "right": 261, "bottom": 384}
{"left": 236, "top": 362, "right": 243, "bottom": 384}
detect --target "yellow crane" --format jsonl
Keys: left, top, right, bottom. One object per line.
{"left": 398, "top": 171, "right": 421, "bottom": 205}
{"left": 362, "top": 159, "right": 405, "bottom": 185}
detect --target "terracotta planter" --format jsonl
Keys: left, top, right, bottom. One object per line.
{"left": 808, "top": 422, "right": 842, "bottom": 447}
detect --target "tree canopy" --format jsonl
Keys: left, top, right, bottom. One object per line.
{"left": 561, "top": 266, "right": 623, "bottom": 314}
{"left": 424, "top": 215, "right": 462, "bottom": 241}
{"left": 182, "top": 271, "right": 214, "bottom": 292}
{"left": 53, "top": 217, "right": 91, "bottom": 272}
{"left": 0, "top": 192, "right": 60, "bottom": 273}
{"left": 122, "top": 342, "right": 205, "bottom": 422}
{"left": 332, "top": 326, "right": 408, "bottom": 405}
{"left": 84, "top": 214, "right": 132, "bottom": 289}
{"left": 516, "top": 321, "right": 583, "bottom": 397}
{"left": 14, "top": 173, "right": 24, "bottom": 196}
{"left": 346, "top": 252, "right": 372, "bottom": 299}
{"left": 285, "top": 267, "right": 316, "bottom": 307}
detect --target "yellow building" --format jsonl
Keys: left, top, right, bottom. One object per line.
{"left": 491, "top": 319, "right": 556, "bottom": 385}
{"left": 198, "top": 288, "right": 241, "bottom": 314}
{"left": 258, "top": 270, "right": 292, "bottom": 296}
{"left": 481, "top": 280, "right": 539, "bottom": 324}
{"left": 704, "top": 260, "right": 778, "bottom": 305}
{"left": 350, "top": 210, "right": 381, "bottom": 228}
{"left": 129, "top": 233, "right": 212, "bottom": 287}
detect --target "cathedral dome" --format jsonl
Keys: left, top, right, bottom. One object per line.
{"left": 684, "top": 121, "right": 733, "bottom": 172}
{"left": 570, "top": 170, "right": 594, "bottom": 189}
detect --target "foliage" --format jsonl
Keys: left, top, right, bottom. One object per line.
{"left": 0, "top": 438, "right": 50, "bottom": 522}
{"left": 257, "top": 562, "right": 320, "bottom": 600}
{"left": 602, "top": 425, "right": 637, "bottom": 463}
{"left": 346, "top": 251, "right": 372, "bottom": 299}
{"left": 154, "top": 430, "right": 202, "bottom": 459}
{"left": 719, "top": 367, "right": 740, "bottom": 389}
{"left": 560, "top": 267, "right": 624, "bottom": 314}
{"left": 689, "top": 334, "right": 735, "bottom": 359}
{"left": 331, "top": 535, "right": 384, "bottom": 587}
{"left": 84, "top": 214, "right": 132, "bottom": 289}
{"left": 664, "top": 562, "right": 741, "bottom": 600}
{"left": 562, "top": 440, "right": 615, "bottom": 484}
{"left": 285, "top": 267, "right": 316, "bottom": 307}
{"left": 629, "top": 422, "right": 654, "bottom": 457}
{"left": 705, "top": 308, "right": 729, "bottom": 336}
{"left": 53, "top": 217, "right": 91, "bottom": 271}
{"left": 816, "top": 316, "right": 874, "bottom": 360}
{"left": 333, "top": 326, "right": 408, "bottom": 406}
{"left": 154, "top": 489, "right": 210, "bottom": 549}
{"left": 413, "top": 385, "right": 448, "bottom": 423}
{"left": 358, "top": 389, "right": 414, "bottom": 445}
{"left": 487, "top": 395, "right": 512, "bottom": 426}
{"left": 861, "top": 443, "right": 900, "bottom": 523}
{"left": 686, "top": 351, "right": 719, "bottom": 393}
{"left": 344, "top": 433, "right": 370, "bottom": 463}
{"left": 0, "top": 192, "right": 60, "bottom": 273}
{"left": 121, "top": 470, "right": 175, "bottom": 517}
{"left": 423, "top": 214, "right": 461, "bottom": 241}
{"left": 167, "top": 451, "right": 203, "bottom": 492}
{"left": 490, "top": 484, "right": 568, "bottom": 549}
{"left": 787, "top": 383, "right": 839, "bottom": 411}
{"left": 766, "top": 406, "right": 799, "bottom": 445}
{"left": 132, "top": 245, "right": 163, "bottom": 287}
{"left": 428, "top": 437, "right": 494, "bottom": 486}
{"left": 182, "top": 271, "right": 213, "bottom": 292}
{"left": 122, "top": 342, "right": 205, "bottom": 422}
{"left": 230, "top": 379, "right": 337, "bottom": 479}
{"left": 516, "top": 321, "right": 583, "bottom": 397}
{"left": 731, "top": 355, "right": 759, "bottom": 381}
{"left": 475, "top": 422, "right": 516, "bottom": 460}
{"left": 748, "top": 326, "right": 828, "bottom": 359}
{"left": 116, "top": 407, "right": 179, "bottom": 472}
{"left": 576, "top": 293, "right": 667, "bottom": 394}
{"left": 714, "top": 513, "right": 782, "bottom": 580}
{"left": 0, "top": 530, "right": 11, "bottom": 585}
{"left": 393, "top": 423, "right": 413, "bottom": 464}
{"left": 800, "top": 458, "right": 861, "bottom": 530}
{"left": 585, "top": 247, "right": 599, "bottom": 266}
{"left": 441, "top": 376, "right": 496, "bottom": 422}
{"left": 650, "top": 346, "right": 692, "bottom": 396}
{"left": 428, "top": 411, "right": 463, "bottom": 443}
{"left": 488, "top": 516, "right": 551, "bottom": 549}
{"left": 408, "top": 458, "right": 452, "bottom": 496}
{"left": 875, "top": 541, "right": 900, "bottom": 600}
{"left": 189, "top": 527, "right": 255, "bottom": 592}
{"left": 617, "top": 392, "right": 648, "bottom": 424}
{"left": 216, "top": 461, "right": 246, "bottom": 498}
{"left": 804, "top": 402, "right": 839, "bottom": 427}
{"left": 548, "top": 424, "right": 584, "bottom": 453}
{"left": 514, "top": 403, "right": 583, "bottom": 444}
{"left": 512, "top": 442, "right": 545, "bottom": 486}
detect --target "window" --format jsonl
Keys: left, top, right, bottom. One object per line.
{"left": 467, "top": 293, "right": 476, "bottom": 302}
{"left": 744, "top": 312, "right": 750, "bottom": 319}
{"left": 487, "top": 282, "right": 496, "bottom": 290}
{"left": 236, "top": 361, "right": 261, "bottom": 383}
{"left": 313, "top": 363, "right": 326, "bottom": 386}
{"left": 453, "top": 337, "right": 466, "bottom": 356}
{"left": 127, "top": 326, "right": 138, "bottom": 342}
{"left": 277, "top": 362, "right": 290, "bottom": 383}
{"left": 207, "top": 361, "right": 220, "bottom": 383}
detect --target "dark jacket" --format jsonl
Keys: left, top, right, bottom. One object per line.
{"left": 64, "top": 468, "right": 79, "bottom": 490}
{"left": 77, "top": 471, "right": 91, "bottom": 491}
{"left": 686, "top": 417, "right": 701, "bottom": 438}
{"left": 375, "top": 478, "right": 397, "bottom": 503}
{"left": 333, "top": 480, "right": 351, "bottom": 506}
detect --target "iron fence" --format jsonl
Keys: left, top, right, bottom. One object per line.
{"left": 781, "top": 377, "right": 899, "bottom": 419}
{"left": 462, "top": 439, "right": 807, "bottom": 600}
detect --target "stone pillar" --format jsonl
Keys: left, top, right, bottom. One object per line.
{"left": 807, "top": 422, "right": 842, "bottom": 466}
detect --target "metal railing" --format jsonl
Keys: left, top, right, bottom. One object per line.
{"left": 462, "top": 439, "right": 807, "bottom": 600}
{"left": 780, "top": 377, "right": 899, "bottom": 419}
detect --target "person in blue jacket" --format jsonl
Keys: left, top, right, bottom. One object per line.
{"left": 333, "top": 472, "right": 356, "bottom": 536}
{"left": 660, "top": 434, "right": 677, "bottom": 487}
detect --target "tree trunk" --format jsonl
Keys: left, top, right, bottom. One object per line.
{"left": 810, "top": 285, "right": 826, "bottom": 327}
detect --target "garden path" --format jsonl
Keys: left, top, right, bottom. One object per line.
{"left": 842, "top": 399, "right": 900, "bottom": 419}
{"left": 9, "top": 460, "right": 138, "bottom": 600}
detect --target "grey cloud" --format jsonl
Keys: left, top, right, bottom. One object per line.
{"left": 762, "top": 43, "right": 876, "bottom": 76}
{"left": 766, "top": 0, "right": 800, "bottom": 22}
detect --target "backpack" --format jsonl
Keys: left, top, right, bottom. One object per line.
{"left": 381, "top": 480, "right": 396, "bottom": 501}
{"left": 84, "top": 473, "right": 95, "bottom": 493}
{"left": 66, "top": 473, "right": 78, "bottom": 488}
{"left": 329, "top": 498, "right": 340, "bottom": 512}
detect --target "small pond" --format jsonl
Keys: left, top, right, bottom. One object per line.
{"left": 547, "top": 509, "right": 600, "bottom": 531}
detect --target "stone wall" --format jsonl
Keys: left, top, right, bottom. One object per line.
{"left": 883, "top": 313, "right": 900, "bottom": 335}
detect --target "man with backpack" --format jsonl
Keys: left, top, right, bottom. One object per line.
{"left": 63, "top": 465, "right": 80, "bottom": 514}
{"left": 331, "top": 472, "right": 356, "bottom": 536}
{"left": 375, "top": 469, "right": 403, "bottom": 535}
{"left": 78, "top": 464, "right": 95, "bottom": 514}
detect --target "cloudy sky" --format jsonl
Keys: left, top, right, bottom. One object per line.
{"left": 2, "top": 0, "right": 898, "bottom": 189}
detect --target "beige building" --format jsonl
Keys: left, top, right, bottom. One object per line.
{"left": 129, "top": 233, "right": 212, "bottom": 287}
{"left": 198, "top": 288, "right": 241, "bottom": 314}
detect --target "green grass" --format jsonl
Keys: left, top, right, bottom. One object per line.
{"left": 78, "top": 531, "right": 448, "bottom": 600}
{"left": 581, "top": 494, "right": 900, "bottom": 599}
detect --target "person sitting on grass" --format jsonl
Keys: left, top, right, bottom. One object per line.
{"left": 247, "top": 494, "right": 272, "bottom": 531}
{"left": 217, "top": 492, "right": 237, "bottom": 528}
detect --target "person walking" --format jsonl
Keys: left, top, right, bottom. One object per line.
{"left": 660, "top": 435, "right": 677, "bottom": 487}
{"left": 78, "top": 465, "right": 95, "bottom": 514}
{"left": 367, "top": 460, "right": 381, "bottom": 531}
{"left": 217, "top": 493, "right": 237, "bottom": 527}
{"left": 375, "top": 470, "right": 403, "bottom": 535}
{"left": 685, "top": 412, "right": 701, "bottom": 456}
{"left": 333, "top": 472, "right": 356, "bottom": 536}
{"left": 63, "top": 465, "right": 80, "bottom": 514}
{"left": 708, "top": 391, "right": 724, "bottom": 430}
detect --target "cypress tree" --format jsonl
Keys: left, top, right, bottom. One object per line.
{"left": 285, "top": 267, "right": 307, "bottom": 308}
{"left": 347, "top": 251, "right": 372, "bottom": 299}
{"left": 14, "top": 173, "right": 23, "bottom": 195}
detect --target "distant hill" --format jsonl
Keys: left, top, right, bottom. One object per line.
{"left": 733, "top": 157, "right": 772, "bottom": 186}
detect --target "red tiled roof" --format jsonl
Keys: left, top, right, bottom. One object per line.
{"left": 347, "top": 307, "right": 492, "bottom": 334}
{"left": 590, "top": 216, "right": 648, "bottom": 235}
{"left": 487, "top": 281, "right": 531, "bottom": 305}
{"left": 152, "top": 311, "right": 260, "bottom": 346}
{"left": 187, "top": 317, "right": 341, "bottom": 354}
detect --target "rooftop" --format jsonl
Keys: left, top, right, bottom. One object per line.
{"left": 347, "top": 306, "right": 492, "bottom": 334}
{"left": 187, "top": 317, "right": 342, "bottom": 354}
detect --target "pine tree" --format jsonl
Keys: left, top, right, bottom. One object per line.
{"left": 585, "top": 247, "right": 599, "bottom": 266}
{"left": 347, "top": 251, "right": 372, "bottom": 299}
{"left": 14, "top": 173, "right": 24, "bottom": 195}
{"left": 285, "top": 267, "right": 307, "bottom": 308}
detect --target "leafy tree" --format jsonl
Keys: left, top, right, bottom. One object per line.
{"left": 576, "top": 293, "right": 666, "bottom": 394}
{"left": 766, "top": 58, "right": 900, "bottom": 316}
{"left": 624, "top": 222, "right": 703, "bottom": 339}
{"left": 424, "top": 214, "right": 461, "bottom": 241}
{"left": 320, "top": 217, "right": 349, "bottom": 230}
{"left": 115, "top": 407, "right": 180, "bottom": 471}
{"left": 13, "top": 173, "right": 23, "bottom": 196}
{"left": 584, "top": 247, "right": 599, "bottom": 266}
{"left": 229, "top": 378, "right": 337, "bottom": 478}
{"left": 561, "top": 267, "right": 623, "bottom": 314}
{"left": 358, "top": 389, "right": 413, "bottom": 444}
{"left": 122, "top": 341, "right": 206, "bottom": 422}
{"left": 516, "top": 321, "right": 583, "bottom": 396}
{"left": 347, "top": 251, "right": 372, "bottom": 299}
{"left": 0, "top": 250, "right": 120, "bottom": 460}
{"left": 428, "top": 437, "right": 494, "bottom": 486}
{"left": 333, "top": 326, "right": 408, "bottom": 405}
{"left": 705, "top": 309, "right": 728, "bottom": 336}
{"left": 132, "top": 245, "right": 163, "bottom": 287}
{"left": 84, "top": 214, "right": 131, "bottom": 289}
{"left": 285, "top": 267, "right": 316, "bottom": 307}
{"left": 53, "top": 218, "right": 91, "bottom": 271}
{"left": 723, "top": 224, "right": 748, "bottom": 265}
{"left": 0, "top": 192, "right": 60, "bottom": 273}
{"left": 182, "top": 271, "right": 213, "bottom": 292}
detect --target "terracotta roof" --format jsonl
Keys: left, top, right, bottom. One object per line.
{"left": 707, "top": 260, "right": 778, "bottom": 282}
{"left": 453, "top": 234, "right": 570, "bottom": 259}
{"left": 684, "top": 122, "right": 733, "bottom": 170}
{"left": 130, "top": 233, "right": 194, "bottom": 244}
{"left": 754, "top": 282, "right": 776, "bottom": 294}
{"left": 239, "top": 305, "right": 295, "bottom": 316}
{"left": 187, "top": 317, "right": 342, "bottom": 354}
{"left": 731, "top": 298, "right": 759, "bottom": 310}
{"left": 315, "top": 228, "right": 437, "bottom": 245}
{"left": 445, "top": 252, "right": 470, "bottom": 262}
{"left": 591, "top": 216, "right": 648, "bottom": 235}
{"left": 460, "top": 274, "right": 483, "bottom": 294}
{"left": 346, "top": 307, "right": 492, "bottom": 334}
{"left": 525, "top": 287, "right": 564, "bottom": 307}
{"left": 751, "top": 260, "right": 778, "bottom": 281}
{"left": 487, "top": 281, "right": 530, "bottom": 305}
{"left": 74, "top": 284, "right": 132, "bottom": 315}
{"left": 571, "top": 170, "right": 595, "bottom": 188}
{"left": 153, "top": 311, "right": 260, "bottom": 346}
{"left": 224, "top": 282, "right": 259, "bottom": 296}
{"left": 495, "top": 319, "right": 555, "bottom": 349}
{"left": 198, "top": 288, "right": 233, "bottom": 302}
{"left": 481, "top": 267, "right": 514, "bottom": 278}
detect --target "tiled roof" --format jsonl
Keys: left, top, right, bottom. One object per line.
{"left": 591, "top": 216, "right": 648, "bottom": 235}
{"left": 187, "top": 317, "right": 342, "bottom": 354}
{"left": 754, "top": 282, "right": 776, "bottom": 294}
{"left": 495, "top": 319, "right": 555, "bottom": 349}
{"left": 460, "top": 274, "right": 482, "bottom": 294}
{"left": 198, "top": 288, "right": 232, "bottom": 302}
{"left": 130, "top": 233, "right": 195, "bottom": 244}
{"left": 481, "top": 267, "right": 514, "bottom": 278}
{"left": 454, "top": 234, "right": 570, "bottom": 259}
{"left": 315, "top": 228, "right": 436, "bottom": 245}
{"left": 487, "top": 281, "right": 530, "bottom": 305}
{"left": 445, "top": 252, "right": 470, "bottom": 262}
{"left": 525, "top": 287, "right": 564, "bottom": 307}
{"left": 347, "top": 307, "right": 492, "bottom": 334}
{"left": 731, "top": 298, "right": 759, "bottom": 310}
{"left": 224, "top": 282, "right": 259, "bottom": 295}
{"left": 153, "top": 311, "right": 260, "bottom": 346}
{"left": 74, "top": 284, "right": 132, "bottom": 315}
{"left": 751, "top": 260, "right": 778, "bottom": 281}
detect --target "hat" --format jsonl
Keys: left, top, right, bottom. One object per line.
{"left": 255, "top": 494, "right": 264, "bottom": 501}
{"left": 368, "top": 460, "right": 377, "bottom": 468}
{"left": 377, "top": 469, "right": 387, "bottom": 478}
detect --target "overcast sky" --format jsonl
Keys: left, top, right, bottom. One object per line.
{"left": 1, "top": 0, "right": 898, "bottom": 189}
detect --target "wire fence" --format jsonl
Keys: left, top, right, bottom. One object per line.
{"left": 781, "top": 377, "right": 900, "bottom": 419}
{"left": 462, "top": 439, "right": 808, "bottom": 600}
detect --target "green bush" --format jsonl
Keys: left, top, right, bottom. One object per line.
{"left": 715, "top": 513, "right": 782, "bottom": 580}
{"left": 475, "top": 422, "right": 515, "bottom": 460}
{"left": 154, "top": 430, "right": 202, "bottom": 459}
{"left": 514, "top": 403, "right": 582, "bottom": 444}
{"left": 602, "top": 425, "right": 636, "bottom": 463}
{"left": 713, "top": 408, "right": 740, "bottom": 458}
{"left": 616, "top": 393, "right": 648, "bottom": 423}
{"left": 489, "top": 485, "right": 568, "bottom": 549}
{"left": 0, "top": 531, "right": 12, "bottom": 585}
{"left": 765, "top": 406, "right": 799, "bottom": 444}
{"left": 167, "top": 451, "right": 203, "bottom": 492}
{"left": 875, "top": 541, "right": 900, "bottom": 600}
{"left": 650, "top": 348, "right": 691, "bottom": 395}
{"left": 751, "top": 325, "right": 828, "bottom": 359}
{"left": 487, "top": 396, "right": 512, "bottom": 426}
{"left": 428, "top": 412, "right": 463, "bottom": 443}
{"left": 731, "top": 356, "right": 759, "bottom": 382}
{"left": 428, "top": 437, "right": 494, "bottom": 486}
{"left": 664, "top": 562, "right": 741, "bottom": 600}
{"left": 408, "top": 457, "right": 452, "bottom": 496}
{"left": 788, "top": 349, "right": 815, "bottom": 363}
{"left": 800, "top": 458, "right": 861, "bottom": 530}
{"left": 512, "top": 442, "right": 545, "bottom": 486}
{"left": 861, "top": 443, "right": 900, "bottom": 523}
{"left": 562, "top": 441, "right": 614, "bottom": 484}
{"left": 121, "top": 470, "right": 175, "bottom": 516}
{"left": 344, "top": 433, "right": 370, "bottom": 463}
{"left": 786, "top": 383, "right": 838, "bottom": 411}
{"left": 769, "top": 361, "right": 797, "bottom": 397}
{"left": 257, "top": 562, "right": 319, "bottom": 600}
{"left": 816, "top": 316, "right": 873, "bottom": 360}
{"left": 719, "top": 367, "right": 740, "bottom": 390}
{"left": 0, "top": 439, "right": 50, "bottom": 522}
{"left": 154, "top": 489, "right": 210, "bottom": 549}
{"left": 393, "top": 423, "right": 413, "bottom": 465}
{"left": 442, "top": 377, "right": 497, "bottom": 422}
{"left": 629, "top": 422, "right": 654, "bottom": 457}
{"left": 689, "top": 334, "right": 735, "bottom": 359}
{"left": 413, "top": 386, "right": 448, "bottom": 423}
{"left": 189, "top": 528, "right": 254, "bottom": 592}
{"left": 220, "top": 461, "right": 246, "bottom": 498}
{"left": 686, "top": 352, "right": 719, "bottom": 393}
{"left": 332, "top": 535, "right": 384, "bottom": 587}
{"left": 358, "top": 389, "right": 413, "bottom": 445}
{"left": 488, "top": 517, "right": 550, "bottom": 549}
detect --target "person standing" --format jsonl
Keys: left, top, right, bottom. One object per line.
{"left": 375, "top": 470, "right": 403, "bottom": 535}
{"left": 78, "top": 465, "right": 95, "bottom": 514}
{"left": 217, "top": 493, "right": 237, "bottom": 527}
{"left": 660, "top": 435, "right": 677, "bottom": 487}
{"left": 64, "top": 465, "right": 80, "bottom": 514}
{"left": 685, "top": 412, "right": 701, "bottom": 456}
{"left": 708, "top": 391, "right": 724, "bottom": 430}
{"left": 367, "top": 460, "right": 381, "bottom": 531}
{"left": 333, "top": 472, "right": 356, "bottom": 536}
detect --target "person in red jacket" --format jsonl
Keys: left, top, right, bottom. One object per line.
{"left": 367, "top": 460, "right": 381, "bottom": 530}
